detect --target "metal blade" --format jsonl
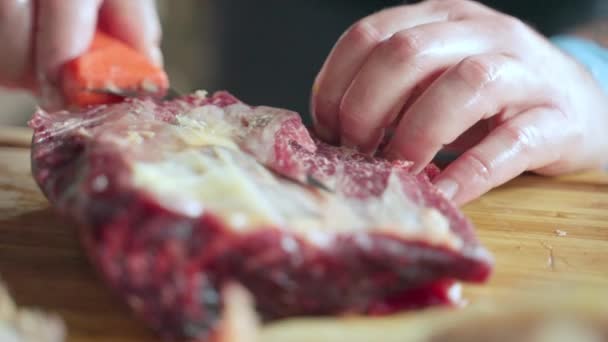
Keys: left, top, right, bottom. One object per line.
{"left": 306, "top": 174, "right": 333, "bottom": 193}
{"left": 87, "top": 87, "right": 181, "bottom": 101}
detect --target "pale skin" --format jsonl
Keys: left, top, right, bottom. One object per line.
{"left": 311, "top": 0, "right": 608, "bottom": 205}
{"left": 0, "top": 0, "right": 161, "bottom": 91}
{"left": 1, "top": 0, "right": 607, "bottom": 205}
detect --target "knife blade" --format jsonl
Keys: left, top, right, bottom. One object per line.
{"left": 58, "top": 30, "right": 330, "bottom": 193}
{"left": 87, "top": 86, "right": 181, "bottom": 101}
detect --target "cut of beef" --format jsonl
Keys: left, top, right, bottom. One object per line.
{"left": 29, "top": 90, "right": 493, "bottom": 341}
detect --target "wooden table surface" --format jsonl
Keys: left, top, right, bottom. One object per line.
{"left": 1, "top": 139, "right": 608, "bottom": 341}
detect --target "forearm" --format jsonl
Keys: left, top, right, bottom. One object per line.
{"left": 549, "top": 19, "right": 608, "bottom": 94}
{"left": 561, "top": 19, "right": 608, "bottom": 170}
{"left": 571, "top": 18, "right": 608, "bottom": 171}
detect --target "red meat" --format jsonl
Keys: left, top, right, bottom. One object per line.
{"left": 29, "top": 91, "right": 493, "bottom": 341}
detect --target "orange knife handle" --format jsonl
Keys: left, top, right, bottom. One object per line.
{"left": 60, "top": 30, "right": 169, "bottom": 108}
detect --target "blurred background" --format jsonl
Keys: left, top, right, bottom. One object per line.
{"left": 0, "top": 0, "right": 601, "bottom": 127}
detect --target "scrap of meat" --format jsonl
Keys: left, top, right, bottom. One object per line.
{"left": 30, "top": 90, "right": 493, "bottom": 341}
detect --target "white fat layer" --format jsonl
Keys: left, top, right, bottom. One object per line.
{"left": 130, "top": 103, "right": 463, "bottom": 250}
{"left": 174, "top": 106, "right": 238, "bottom": 150}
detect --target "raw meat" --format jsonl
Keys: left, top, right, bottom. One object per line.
{"left": 29, "top": 90, "right": 493, "bottom": 341}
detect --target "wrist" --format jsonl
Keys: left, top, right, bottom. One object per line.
{"left": 550, "top": 34, "right": 608, "bottom": 94}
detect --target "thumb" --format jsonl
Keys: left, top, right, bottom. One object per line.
{"left": 99, "top": 0, "right": 163, "bottom": 66}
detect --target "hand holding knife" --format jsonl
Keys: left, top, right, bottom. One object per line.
{"left": 57, "top": 30, "right": 173, "bottom": 108}
{"left": 52, "top": 30, "right": 332, "bottom": 193}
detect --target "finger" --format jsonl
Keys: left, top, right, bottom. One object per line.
{"left": 338, "top": 20, "right": 509, "bottom": 152}
{"left": 312, "top": 4, "right": 441, "bottom": 143}
{"left": 35, "top": 0, "right": 102, "bottom": 84}
{"left": 0, "top": 0, "right": 34, "bottom": 88}
{"left": 432, "top": 107, "right": 567, "bottom": 205}
{"left": 99, "top": 0, "right": 163, "bottom": 66}
{"left": 311, "top": 0, "right": 496, "bottom": 143}
{"left": 385, "top": 54, "right": 552, "bottom": 172}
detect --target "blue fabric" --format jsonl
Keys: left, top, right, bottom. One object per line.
{"left": 551, "top": 35, "right": 608, "bottom": 94}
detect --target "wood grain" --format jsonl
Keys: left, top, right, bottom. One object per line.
{"left": 0, "top": 126, "right": 32, "bottom": 147}
{"left": 0, "top": 147, "right": 156, "bottom": 341}
{"left": 1, "top": 146, "right": 608, "bottom": 341}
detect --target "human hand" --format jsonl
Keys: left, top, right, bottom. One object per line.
{"left": 0, "top": 0, "right": 162, "bottom": 95}
{"left": 311, "top": 0, "right": 608, "bottom": 205}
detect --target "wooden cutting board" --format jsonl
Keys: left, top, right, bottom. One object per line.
{"left": 1, "top": 136, "right": 608, "bottom": 341}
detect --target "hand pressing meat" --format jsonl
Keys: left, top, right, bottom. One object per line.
{"left": 0, "top": 0, "right": 162, "bottom": 108}
{"left": 311, "top": 0, "right": 608, "bottom": 205}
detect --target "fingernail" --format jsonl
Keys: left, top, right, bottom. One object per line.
{"left": 383, "top": 144, "right": 401, "bottom": 160}
{"left": 311, "top": 102, "right": 339, "bottom": 144}
{"left": 312, "top": 76, "right": 320, "bottom": 96}
{"left": 38, "top": 65, "right": 59, "bottom": 88}
{"left": 315, "top": 123, "right": 334, "bottom": 142}
{"left": 435, "top": 178, "right": 459, "bottom": 200}
{"left": 341, "top": 135, "right": 358, "bottom": 150}
{"left": 36, "top": 71, "right": 64, "bottom": 110}
{"left": 410, "top": 163, "right": 426, "bottom": 175}
{"left": 310, "top": 79, "right": 323, "bottom": 123}
{"left": 358, "top": 129, "right": 385, "bottom": 155}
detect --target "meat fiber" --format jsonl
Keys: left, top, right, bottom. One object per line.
{"left": 29, "top": 90, "right": 493, "bottom": 341}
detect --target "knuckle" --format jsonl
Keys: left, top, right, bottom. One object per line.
{"left": 344, "top": 20, "right": 382, "bottom": 46}
{"left": 454, "top": 56, "right": 500, "bottom": 92}
{"left": 460, "top": 150, "right": 493, "bottom": 183}
{"left": 431, "top": 0, "right": 468, "bottom": 10}
{"left": 500, "top": 122, "right": 534, "bottom": 153}
{"left": 430, "top": 0, "right": 479, "bottom": 18}
{"left": 498, "top": 15, "right": 528, "bottom": 34}
{"left": 384, "top": 30, "right": 426, "bottom": 65}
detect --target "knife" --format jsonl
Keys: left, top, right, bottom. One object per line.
{"left": 58, "top": 31, "right": 332, "bottom": 193}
